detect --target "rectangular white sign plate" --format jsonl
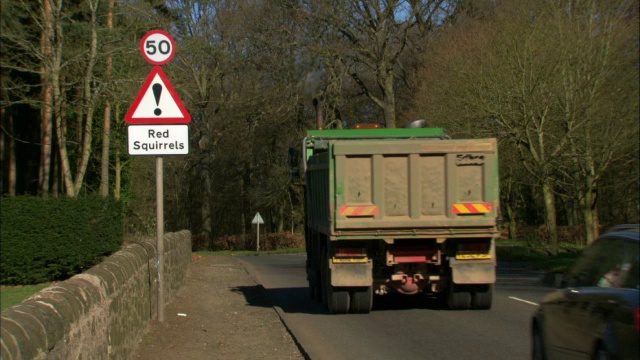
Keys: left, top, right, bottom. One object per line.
{"left": 128, "top": 125, "right": 189, "bottom": 156}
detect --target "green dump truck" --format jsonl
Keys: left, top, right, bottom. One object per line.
{"left": 297, "top": 125, "right": 500, "bottom": 314}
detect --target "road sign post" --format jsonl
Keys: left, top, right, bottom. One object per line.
{"left": 252, "top": 212, "right": 265, "bottom": 252}
{"left": 156, "top": 157, "right": 164, "bottom": 323}
{"left": 127, "top": 29, "right": 191, "bottom": 324}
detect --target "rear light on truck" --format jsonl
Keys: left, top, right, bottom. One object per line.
{"left": 635, "top": 307, "right": 640, "bottom": 331}
{"left": 335, "top": 248, "right": 366, "bottom": 257}
{"left": 333, "top": 248, "right": 368, "bottom": 263}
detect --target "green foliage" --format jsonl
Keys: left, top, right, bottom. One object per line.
{"left": 496, "top": 239, "right": 583, "bottom": 273}
{"left": 0, "top": 195, "right": 124, "bottom": 285}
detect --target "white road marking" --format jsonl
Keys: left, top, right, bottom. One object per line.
{"left": 509, "top": 296, "right": 539, "bottom": 306}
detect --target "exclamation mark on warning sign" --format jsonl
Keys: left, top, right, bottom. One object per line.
{"left": 153, "top": 83, "right": 162, "bottom": 116}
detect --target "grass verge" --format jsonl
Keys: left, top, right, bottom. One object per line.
{"left": 1, "top": 283, "right": 52, "bottom": 311}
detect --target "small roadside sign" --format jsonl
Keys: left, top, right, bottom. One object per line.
{"left": 252, "top": 212, "right": 265, "bottom": 225}
{"left": 125, "top": 66, "right": 191, "bottom": 124}
{"left": 140, "top": 30, "right": 176, "bottom": 65}
{"left": 127, "top": 125, "right": 189, "bottom": 156}
{"left": 252, "top": 212, "right": 264, "bottom": 252}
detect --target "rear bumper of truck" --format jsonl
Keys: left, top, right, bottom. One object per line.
{"left": 449, "top": 258, "right": 496, "bottom": 284}
{"left": 329, "top": 260, "right": 373, "bottom": 287}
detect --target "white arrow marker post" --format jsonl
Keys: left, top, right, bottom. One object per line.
{"left": 251, "top": 212, "right": 265, "bottom": 252}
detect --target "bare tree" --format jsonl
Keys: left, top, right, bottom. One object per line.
{"left": 295, "top": 0, "right": 455, "bottom": 128}
{"left": 99, "top": 0, "right": 116, "bottom": 197}
{"left": 551, "top": 0, "right": 639, "bottom": 243}
{"left": 412, "top": 0, "right": 639, "bottom": 246}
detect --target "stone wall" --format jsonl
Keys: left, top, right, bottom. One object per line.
{"left": 1, "top": 230, "right": 191, "bottom": 360}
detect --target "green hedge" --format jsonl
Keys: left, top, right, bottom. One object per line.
{"left": 1, "top": 195, "right": 124, "bottom": 285}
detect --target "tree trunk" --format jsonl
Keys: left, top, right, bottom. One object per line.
{"left": 8, "top": 112, "right": 16, "bottom": 196}
{"left": 46, "top": 0, "right": 75, "bottom": 197}
{"left": 381, "top": 74, "right": 396, "bottom": 128}
{"left": 40, "top": 86, "right": 53, "bottom": 197}
{"left": 578, "top": 183, "right": 600, "bottom": 245}
{"left": 100, "top": 100, "right": 111, "bottom": 196}
{"left": 541, "top": 180, "right": 558, "bottom": 251}
{"left": 240, "top": 177, "right": 246, "bottom": 248}
{"left": 0, "top": 107, "right": 4, "bottom": 194}
{"left": 99, "top": 0, "right": 115, "bottom": 197}
{"left": 201, "top": 164, "right": 212, "bottom": 238}
{"left": 115, "top": 148, "right": 121, "bottom": 201}
{"left": 73, "top": 0, "right": 99, "bottom": 194}
{"left": 0, "top": 108, "right": 16, "bottom": 196}
{"left": 277, "top": 204, "right": 284, "bottom": 233}
{"left": 39, "top": 0, "right": 54, "bottom": 198}
{"left": 51, "top": 149, "right": 59, "bottom": 198}
{"left": 313, "top": 98, "right": 324, "bottom": 130}
{"left": 55, "top": 88, "right": 75, "bottom": 197}
{"left": 505, "top": 202, "right": 518, "bottom": 240}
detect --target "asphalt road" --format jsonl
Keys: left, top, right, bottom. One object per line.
{"left": 237, "top": 254, "right": 554, "bottom": 360}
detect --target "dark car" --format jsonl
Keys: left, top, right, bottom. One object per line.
{"left": 532, "top": 224, "right": 640, "bottom": 360}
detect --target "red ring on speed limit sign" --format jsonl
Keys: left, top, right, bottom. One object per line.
{"left": 140, "top": 30, "right": 176, "bottom": 65}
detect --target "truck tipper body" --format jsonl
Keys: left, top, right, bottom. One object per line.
{"left": 300, "top": 127, "right": 500, "bottom": 314}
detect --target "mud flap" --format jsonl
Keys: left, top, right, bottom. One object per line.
{"left": 449, "top": 258, "right": 496, "bottom": 284}
{"left": 329, "top": 261, "right": 373, "bottom": 286}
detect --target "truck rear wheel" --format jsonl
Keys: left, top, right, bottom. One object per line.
{"left": 327, "top": 286, "right": 350, "bottom": 314}
{"left": 309, "top": 273, "right": 321, "bottom": 302}
{"left": 349, "top": 286, "right": 373, "bottom": 314}
{"left": 308, "top": 253, "right": 322, "bottom": 302}
{"left": 322, "top": 249, "right": 350, "bottom": 314}
{"left": 470, "top": 285, "right": 492, "bottom": 310}
{"left": 447, "top": 284, "right": 471, "bottom": 310}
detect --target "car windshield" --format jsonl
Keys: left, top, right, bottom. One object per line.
{"left": 565, "top": 236, "right": 639, "bottom": 289}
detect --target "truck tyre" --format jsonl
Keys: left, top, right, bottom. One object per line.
{"left": 308, "top": 247, "right": 322, "bottom": 301}
{"left": 471, "top": 285, "right": 492, "bottom": 310}
{"left": 322, "top": 249, "right": 350, "bottom": 314}
{"left": 327, "top": 286, "right": 350, "bottom": 314}
{"left": 447, "top": 284, "right": 471, "bottom": 310}
{"left": 349, "top": 286, "right": 373, "bottom": 314}
{"left": 309, "top": 272, "right": 322, "bottom": 302}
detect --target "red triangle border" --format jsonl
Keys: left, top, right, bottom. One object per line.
{"left": 125, "top": 66, "right": 191, "bottom": 124}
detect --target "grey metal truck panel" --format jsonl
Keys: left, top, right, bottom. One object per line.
{"left": 329, "top": 261, "right": 373, "bottom": 287}
{"left": 315, "top": 138, "right": 499, "bottom": 235}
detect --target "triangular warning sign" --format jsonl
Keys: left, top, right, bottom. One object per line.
{"left": 251, "top": 212, "right": 264, "bottom": 225}
{"left": 125, "top": 66, "right": 191, "bottom": 124}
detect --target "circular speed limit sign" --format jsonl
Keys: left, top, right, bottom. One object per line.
{"left": 140, "top": 30, "right": 176, "bottom": 65}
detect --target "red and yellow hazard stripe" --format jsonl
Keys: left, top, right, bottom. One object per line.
{"left": 452, "top": 203, "right": 492, "bottom": 214}
{"left": 340, "top": 206, "right": 379, "bottom": 217}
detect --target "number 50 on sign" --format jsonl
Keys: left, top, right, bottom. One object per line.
{"left": 140, "top": 30, "right": 176, "bottom": 65}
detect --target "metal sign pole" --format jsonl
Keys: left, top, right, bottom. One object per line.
{"left": 156, "top": 156, "right": 165, "bottom": 323}
{"left": 257, "top": 222, "right": 260, "bottom": 252}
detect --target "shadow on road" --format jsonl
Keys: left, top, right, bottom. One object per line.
{"left": 231, "top": 285, "right": 450, "bottom": 314}
{"left": 231, "top": 285, "right": 326, "bottom": 314}
{"left": 231, "top": 261, "right": 551, "bottom": 315}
